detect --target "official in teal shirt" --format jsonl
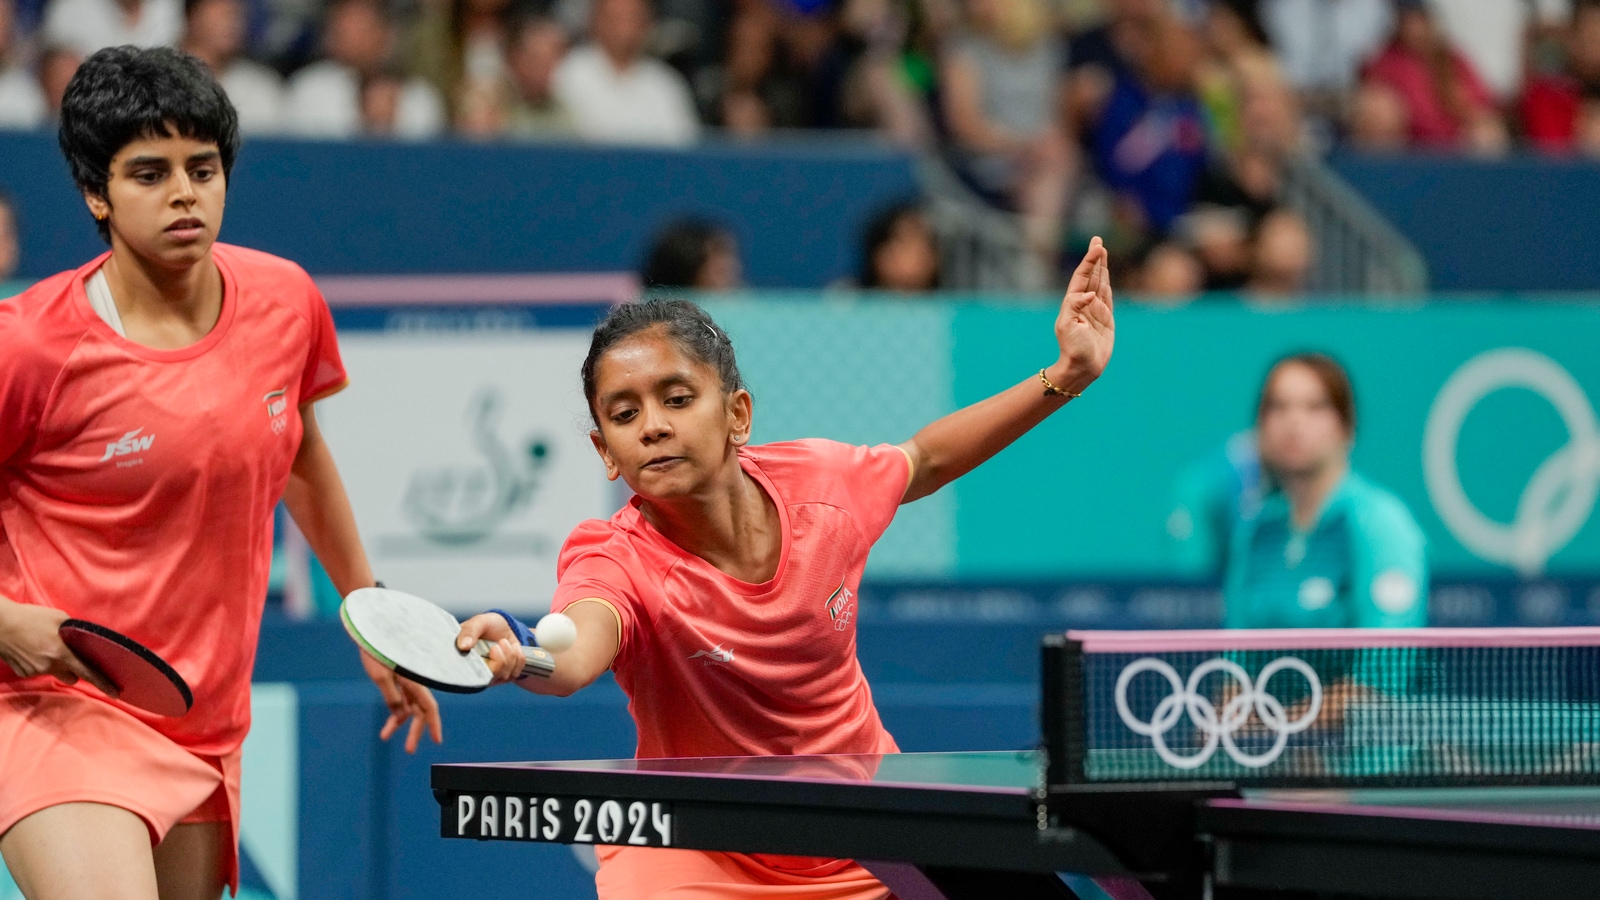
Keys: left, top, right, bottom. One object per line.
{"left": 1225, "top": 353, "right": 1428, "bottom": 630}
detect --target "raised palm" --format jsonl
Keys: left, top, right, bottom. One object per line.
{"left": 1054, "top": 236, "right": 1116, "bottom": 390}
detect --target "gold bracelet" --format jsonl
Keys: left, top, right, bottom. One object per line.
{"left": 1038, "top": 368, "right": 1082, "bottom": 400}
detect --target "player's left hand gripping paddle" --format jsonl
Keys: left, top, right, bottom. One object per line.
{"left": 58, "top": 620, "right": 194, "bottom": 717}
{"left": 340, "top": 587, "right": 556, "bottom": 694}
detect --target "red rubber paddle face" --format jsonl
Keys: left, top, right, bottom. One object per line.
{"left": 59, "top": 620, "right": 193, "bottom": 717}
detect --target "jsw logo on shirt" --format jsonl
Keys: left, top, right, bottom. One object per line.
{"left": 99, "top": 428, "right": 155, "bottom": 462}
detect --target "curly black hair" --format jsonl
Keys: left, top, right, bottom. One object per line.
{"left": 58, "top": 46, "right": 240, "bottom": 243}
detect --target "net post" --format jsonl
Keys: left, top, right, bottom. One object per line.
{"left": 1041, "top": 633, "right": 1086, "bottom": 787}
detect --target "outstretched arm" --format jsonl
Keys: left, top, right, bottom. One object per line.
{"left": 899, "top": 237, "right": 1115, "bottom": 503}
{"left": 285, "top": 403, "right": 444, "bottom": 752}
{"left": 456, "top": 600, "right": 620, "bottom": 697}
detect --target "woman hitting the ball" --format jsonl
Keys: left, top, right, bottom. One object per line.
{"left": 460, "top": 239, "right": 1115, "bottom": 899}
{"left": 0, "top": 47, "right": 439, "bottom": 900}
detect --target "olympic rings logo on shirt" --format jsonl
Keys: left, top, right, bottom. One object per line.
{"left": 1113, "top": 656, "right": 1323, "bottom": 770}
{"left": 1424, "top": 348, "right": 1600, "bottom": 576}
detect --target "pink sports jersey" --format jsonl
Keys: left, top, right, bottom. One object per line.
{"left": 0, "top": 244, "right": 346, "bottom": 755}
{"left": 552, "top": 439, "right": 908, "bottom": 760}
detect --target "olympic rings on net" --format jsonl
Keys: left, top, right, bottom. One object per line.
{"left": 1113, "top": 656, "right": 1323, "bottom": 770}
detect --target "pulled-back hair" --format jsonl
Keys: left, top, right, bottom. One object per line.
{"left": 1257, "top": 352, "right": 1356, "bottom": 434}
{"left": 581, "top": 300, "right": 745, "bottom": 425}
{"left": 59, "top": 46, "right": 240, "bottom": 243}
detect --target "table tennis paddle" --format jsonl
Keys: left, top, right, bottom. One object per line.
{"left": 340, "top": 587, "right": 555, "bottom": 694}
{"left": 58, "top": 619, "right": 193, "bottom": 717}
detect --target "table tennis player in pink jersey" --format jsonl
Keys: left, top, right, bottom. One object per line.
{"left": 456, "top": 238, "right": 1116, "bottom": 899}
{"left": 0, "top": 47, "right": 442, "bottom": 900}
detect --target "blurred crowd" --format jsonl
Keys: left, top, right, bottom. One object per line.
{"left": 2, "top": 0, "right": 1598, "bottom": 295}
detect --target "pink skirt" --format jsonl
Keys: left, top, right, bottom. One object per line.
{"left": 596, "top": 845, "right": 892, "bottom": 900}
{"left": 0, "top": 689, "right": 242, "bottom": 893}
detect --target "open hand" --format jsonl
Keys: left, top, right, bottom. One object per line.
{"left": 1049, "top": 236, "right": 1115, "bottom": 393}
{"left": 360, "top": 650, "right": 443, "bottom": 753}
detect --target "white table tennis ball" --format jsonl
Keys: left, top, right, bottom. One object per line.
{"left": 535, "top": 613, "right": 578, "bottom": 653}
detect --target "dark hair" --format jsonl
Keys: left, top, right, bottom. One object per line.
{"left": 581, "top": 299, "right": 745, "bottom": 425}
{"left": 59, "top": 46, "right": 240, "bottom": 243}
{"left": 859, "top": 200, "right": 939, "bottom": 289}
{"left": 641, "top": 218, "right": 730, "bottom": 289}
{"left": 183, "top": 0, "right": 229, "bottom": 21}
{"left": 1209, "top": 0, "right": 1270, "bottom": 48}
{"left": 1257, "top": 352, "right": 1356, "bottom": 434}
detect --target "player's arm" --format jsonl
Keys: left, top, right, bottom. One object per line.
{"left": 456, "top": 600, "right": 620, "bottom": 697}
{"left": 283, "top": 404, "right": 373, "bottom": 593}
{"left": 898, "top": 237, "right": 1114, "bottom": 503}
{"left": 283, "top": 403, "right": 444, "bottom": 752}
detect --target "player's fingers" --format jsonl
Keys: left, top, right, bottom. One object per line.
{"left": 404, "top": 713, "right": 424, "bottom": 754}
{"left": 426, "top": 701, "right": 443, "bottom": 744}
{"left": 455, "top": 617, "right": 486, "bottom": 652}
{"left": 500, "top": 638, "right": 526, "bottom": 681}
{"left": 1065, "top": 237, "right": 1103, "bottom": 293}
{"left": 485, "top": 642, "right": 507, "bottom": 683}
{"left": 455, "top": 613, "right": 511, "bottom": 651}
{"left": 379, "top": 711, "right": 401, "bottom": 741}
{"left": 397, "top": 678, "right": 443, "bottom": 743}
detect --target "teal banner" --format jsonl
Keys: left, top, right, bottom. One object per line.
{"left": 708, "top": 298, "right": 1600, "bottom": 580}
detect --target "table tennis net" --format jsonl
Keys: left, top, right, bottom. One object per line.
{"left": 1044, "top": 629, "right": 1600, "bottom": 787}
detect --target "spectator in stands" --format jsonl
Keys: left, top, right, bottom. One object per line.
{"left": 940, "top": 0, "right": 1074, "bottom": 260}
{"left": 285, "top": 0, "right": 444, "bottom": 138}
{"left": 36, "top": 44, "right": 80, "bottom": 119}
{"left": 1523, "top": 2, "right": 1600, "bottom": 155}
{"left": 1181, "top": 205, "right": 1251, "bottom": 290}
{"left": 358, "top": 64, "right": 407, "bottom": 134}
{"left": 1083, "top": 11, "right": 1209, "bottom": 239}
{"left": 1225, "top": 352, "right": 1427, "bottom": 630}
{"left": 40, "top": 0, "right": 180, "bottom": 55}
{"left": 1066, "top": 0, "right": 1159, "bottom": 89}
{"left": 505, "top": 16, "right": 574, "bottom": 137}
{"left": 1346, "top": 79, "right": 1409, "bottom": 151}
{"left": 1245, "top": 207, "right": 1313, "bottom": 299}
{"left": 1260, "top": 0, "right": 1391, "bottom": 116}
{"left": 1360, "top": 0, "right": 1507, "bottom": 153}
{"left": 406, "top": 0, "right": 514, "bottom": 121}
{"left": 554, "top": 0, "right": 700, "bottom": 145}
{"left": 641, "top": 218, "right": 742, "bottom": 290}
{"left": 1429, "top": 0, "right": 1567, "bottom": 105}
{"left": 1133, "top": 240, "right": 1204, "bottom": 303}
{"left": 712, "top": 3, "right": 801, "bottom": 135}
{"left": 1198, "top": 0, "right": 1298, "bottom": 159}
{"left": 0, "top": 0, "right": 44, "bottom": 128}
{"left": 858, "top": 201, "right": 941, "bottom": 292}
{"left": 834, "top": 0, "right": 948, "bottom": 147}
{"left": 181, "top": 0, "right": 285, "bottom": 133}
{"left": 453, "top": 69, "right": 509, "bottom": 136}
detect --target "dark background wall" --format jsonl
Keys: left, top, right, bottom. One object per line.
{"left": 1332, "top": 153, "right": 1600, "bottom": 292}
{"left": 0, "top": 132, "right": 919, "bottom": 286}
